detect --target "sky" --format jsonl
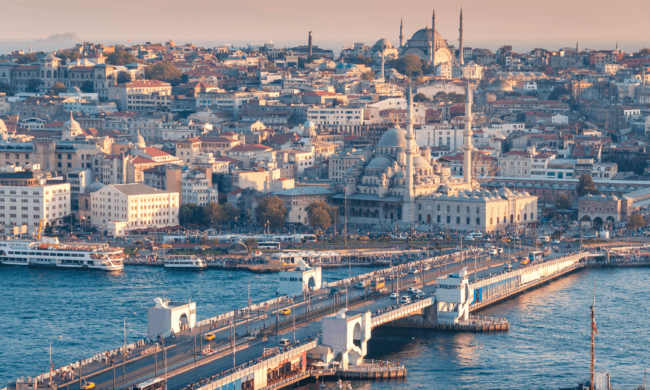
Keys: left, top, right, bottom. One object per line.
{"left": 1, "top": 0, "right": 648, "bottom": 52}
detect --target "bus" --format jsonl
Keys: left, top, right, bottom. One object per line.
{"left": 528, "top": 251, "right": 543, "bottom": 262}
{"left": 370, "top": 277, "right": 385, "bottom": 291}
{"left": 134, "top": 378, "right": 165, "bottom": 390}
{"left": 303, "top": 234, "right": 318, "bottom": 243}
{"left": 258, "top": 242, "right": 281, "bottom": 250}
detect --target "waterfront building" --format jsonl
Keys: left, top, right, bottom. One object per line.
{"left": 89, "top": 183, "right": 179, "bottom": 230}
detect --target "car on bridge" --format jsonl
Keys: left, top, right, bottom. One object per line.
{"left": 204, "top": 334, "right": 215, "bottom": 341}
{"left": 400, "top": 296, "right": 412, "bottom": 304}
{"left": 329, "top": 288, "right": 339, "bottom": 296}
{"left": 390, "top": 292, "right": 399, "bottom": 299}
{"left": 280, "top": 309, "right": 291, "bottom": 316}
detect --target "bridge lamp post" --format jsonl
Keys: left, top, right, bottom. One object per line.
{"left": 49, "top": 336, "right": 62, "bottom": 385}
{"left": 188, "top": 291, "right": 199, "bottom": 336}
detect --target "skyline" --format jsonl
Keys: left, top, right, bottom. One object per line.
{"left": 2, "top": 0, "right": 649, "bottom": 49}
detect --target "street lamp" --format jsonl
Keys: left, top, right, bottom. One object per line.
{"left": 188, "top": 291, "right": 199, "bottom": 336}
{"left": 122, "top": 318, "right": 127, "bottom": 377}
{"left": 247, "top": 277, "right": 258, "bottom": 334}
{"left": 49, "top": 336, "right": 62, "bottom": 385}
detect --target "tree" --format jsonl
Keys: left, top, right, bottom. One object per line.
{"left": 16, "top": 53, "right": 38, "bottom": 64}
{"left": 413, "top": 92, "right": 429, "bottom": 102}
{"left": 50, "top": 82, "right": 67, "bottom": 95}
{"left": 25, "top": 79, "right": 41, "bottom": 93}
{"left": 361, "top": 71, "right": 375, "bottom": 81}
{"left": 577, "top": 174, "right": 599, "bottom": 196}
{"left": 557, "top": 194, "right": 572, "bottom": 210}
{"left": 117, "top": 72, "right": 132, "bottom": 84}
{"left": 549, "top": 86, "right": 570, "bottom": 100}
{"left": 0, "top": 82, "right": 13, "bottom": 95}
{"left": 306, "top": 201, "right": 332, "bottom": 231}
{"left": 264, "top": 61, "right": 276, "bottom": 70}
{"left": 634, "top": 48, "right": 650, "bottom": 57}
{"left": 388, "top": 54, "right": 424, "bottom": 77}
{"left": 627, "top": 213, "right": 646, "bottom": 230}
{"left": 255, "top": 196, "right": 287, "bottom": 230}
{"left": 145, "top": 61, "right": 182, "bottom": 85}
{"left": 243, "top": 238, "right": 258, "bottom": 254}
{"left": 80, "top": 80, "right": 94, "bottom": 93}
{"left": 57, "top": 51, "right": 81, "bottom": 63}
{"left": 180, "top": 204, "right": 204, "bottom": 226}
{"left": 106, "top": 50, "right": 137, "bottom": 65}
{"left": 202, "top": 202, "right": 239, "bottom": 226}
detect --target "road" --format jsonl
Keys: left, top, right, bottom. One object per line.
{"left": 53, "top": 244, "right": 535, "bottom": 390}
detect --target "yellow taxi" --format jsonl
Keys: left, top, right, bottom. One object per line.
{"left": 204, "top": 334, "right": 215, "bottom": 341}
{"left": 82, "top": 383, "right": 95, "bottom": 390}
{"left": 280, "top": 309, "right": 291, "bottom": 316}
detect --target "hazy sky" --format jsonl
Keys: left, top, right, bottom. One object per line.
{"left": 2, "top": 0, "right": 648, "bottom": 50}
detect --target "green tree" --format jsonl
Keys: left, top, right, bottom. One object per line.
{"left": 25, "top": 79, "right": 41, "bottom": 93}
{"left": 413, "top": 92, "right": 429, "bottom": 102}
{"left": 117, "top": 72, "right": 132, "bottom": 84}
{"left": 388, "top": 54, "right": 424, "bottom": 78}
{"left": 80, "top": 80, "right": 94, "bottom": 93}
{"left": 264, "top": 61, "right": 276, "bottom": 69}
{"left": 220, "top": 203, "right": 238, "bottom": 224}
{"left": 16, "top": 53, "right": 38, "bottom": 64}
{"left": 145, "top": 61, "right": 182, "bottom": 85}
{"left": 556, "top": 194, "right": 572, "bottom": 209}
{"left": 57, "top": 51, "right": 81, "bottom": 63}
{"left": 106, "top": 50, "right": 137, "bottom": 65}
{"left": 549, "top": 86, "right": 570, "bottom": 100}
{"left": 243, "top": 238, "right": 258, "bottom": 254}
{"left": 50, "top": 82, "right": 67, "bottom": 95}
{"left": 255, "top": 196, "right": 287, "bottom": 230}
{"left": 0, "top": 82, "right": 13, "bottom": 95}
{"left": 634, "top": 48, "right": 650, "bottom": 57}
{"left": 306, "top": 201, "right": 332, "bottom": 231}
{"left": 179, "top": 204, "right": 204, "bottom": 226}
{"left": 361, "top": 71, "right": 375, "bottom": 81}
{"left": 627, "top": 213, "right": 646, "bottom": 230}
{"left": 577, "top": 174, "right": 599, "bottom": 196}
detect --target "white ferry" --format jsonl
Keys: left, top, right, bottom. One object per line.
{"left": 164, "top": 255, "right": 207, "bottom": 270}
{"left": 0, "top": 237, "right": 124, "bottom": 271}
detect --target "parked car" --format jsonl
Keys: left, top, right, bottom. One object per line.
{"left": 400, "top": 296, "right": 411, "bottom": 304}
{"left": 390, "top": 292, "right": 399, "bottom": 299}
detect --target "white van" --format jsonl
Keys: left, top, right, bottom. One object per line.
{"left": 400, "top": 296, "right": 411, "bottom": 304}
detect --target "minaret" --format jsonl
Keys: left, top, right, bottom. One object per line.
{"left": 308, "top": 31, "right": 313, "bottom": 57}
{"left": 458, "top": 8, "right": 465, "bottom": 65}
{"left": 399, "top": 19, "right": 404, "bottom": 47}
{"left": 462, "top": 81, "right": 473, "bottom": 186}
{"left": 615, "top": 41, "right": 619, "bottom": 52}
{"left": 431, "top": 8, "right": 436, "bottom": 69}
{"left": 403, "top": 83, "right": 416, "bottom": 221}
{"left": 576, "top": 41, "right": 579, "bottom": 53}
{"left": 380, "top": 51, "right": 385, "bottom": 80}
{"left": 643, "top": 66, "right": 646, "bottom": 91}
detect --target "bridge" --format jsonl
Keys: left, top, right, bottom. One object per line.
{"left": 7, "top": 248, "right": 616, "bottom": 390}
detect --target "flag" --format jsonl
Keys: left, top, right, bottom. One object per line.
{"left": 592, "top": 316, "right": 598, "bottom": 335}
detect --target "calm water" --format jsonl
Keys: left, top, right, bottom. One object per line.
{"left": 359, "top": 267, "right": 650, "bottom": 390}
{"left": 3, "top": 266, "right": 649, "bottom": 389}
{"left": 0, "top": 264, "right": 374, "bottom": 386}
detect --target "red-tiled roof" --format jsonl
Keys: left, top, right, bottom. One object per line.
{"left": 144, "top": 147, "right": 171, "bottom": 157}
{"left": 131, "top": 156, "right": 156, "bottom": 164}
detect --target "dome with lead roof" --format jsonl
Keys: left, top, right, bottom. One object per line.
{"left": 376, "top": 127, "right": 407, "bottom": 149}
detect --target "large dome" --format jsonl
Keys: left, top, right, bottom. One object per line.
{"left": 376, "top": 127, "right": 407, "bottom": 148}
{"left": 408, "top": 28, "right": 446, "bottom": 49}
{"left": 413, "top": 156, "right": 432, "bottom": 170}
{"left": 488, "top": 79, "right": 512, "bottom": 92}
{"left": 372, "top": 38, "right": 394, "bottom": 51}
{"left": 367, "top": 156, "right": 394, "bottom": 169}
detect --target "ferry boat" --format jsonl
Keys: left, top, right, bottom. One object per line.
{"left": 164, "top": 255, "right": 207, "bottom": 270}
{"left": 0, "top": 237, "right": 124, "bottom": 271}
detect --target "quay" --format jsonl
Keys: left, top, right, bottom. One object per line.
{"left": 10, "top": 246, "right": 644, "bottom": 390}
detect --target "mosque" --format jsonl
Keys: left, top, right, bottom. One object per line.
{"left": 398, "top": 8, "right": 454, "bottom": 67}
{"left": 331, "top": 84, "right": 538, "bottom": 233}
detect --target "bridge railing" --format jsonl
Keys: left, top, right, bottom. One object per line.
{"left": 194, "top": 340, "right": 318, "bottom": 390}
{"left": 370, "top": 297, "right": 434, "bottom": 327}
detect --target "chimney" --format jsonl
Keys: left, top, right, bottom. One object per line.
{"left": 308, "top": 31, "right": 313, "bottom": 57}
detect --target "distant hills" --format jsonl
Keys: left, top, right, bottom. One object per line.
{"left": 0, "top": 32, "right": 82, "bottom": 54}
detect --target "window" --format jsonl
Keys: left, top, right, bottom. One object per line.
{"left": 476, "top": 218, "right": 480, "bottom": 225}
{"left": 456, "top": 217, "right": 460, "bottom": 224}
{"left": 446, "top": 216, "right": 450, "bottom": 223}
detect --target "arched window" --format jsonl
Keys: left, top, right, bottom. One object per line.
{"left": 46, "top": 70, "right": 51, "bottom": 78}
{"left": 466, "top": 206, "right": 470, "bottom": 213}
{"left": 41, "top": 70, "right": 44, "bottom": 78}
{"left": 476, "top": 207, "right": 479, "bottom": 214}
{"left": 446, "top": 205, "right": 450, "bottom": 213}
{"left": 457, "top": 206, "right": 460, "bottom": 213}
{"left": 84, "top": 199, "right": 89, "bottom": 210}
{"left": 437, "top": 205, "right": 440, "bottom": 211}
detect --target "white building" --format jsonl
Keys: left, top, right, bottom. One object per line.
{"left": 147, "top": 297, "right": 196, "bottom": 338}
{"left": 278, "top": 260, "right": 322, "bottom": 295}
{"left": 0, "top": 166, "right": 71, "bottom": 234}
{"left": 63, "top": 100, "right": 118, "bottom": 115}
{"left": 180, "top": 170, "right": 218, "bottom": 206}
{"left": 416, "top": 123, "right": 464, "bottom": 150}
{"left": 107, "top": 80, "right": 172, "bottom": 112}
{"left": 90, "top": 183, "right": 179, "bottom": 230}
{"left": 306, "top": 107, "right": 364, "bottom": 132}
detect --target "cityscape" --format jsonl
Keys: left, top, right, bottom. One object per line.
{"left": 1, "top": 2, "right": 650, "bottom": 390}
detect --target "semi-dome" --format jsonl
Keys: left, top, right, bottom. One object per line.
{"left": 413, "top": 156, "right": 432, "bottom": 170}
{"left": 67, "top": 86, "right": 82, "bottom": 94}
{"left": 303, "top": 121, "right": 316, "bottom": 128}
{"left": 64, "top": 112, "right": 82, "bottom": 133}
{"left": 134, "top": 130, "right": 146, "bottom": 148}
{"left": 376, "top": 127, "right": 407, "bottom": 148}
{"left": 367, "top": 156, "right": 394, "bottom": 169}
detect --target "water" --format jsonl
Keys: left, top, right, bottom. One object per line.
{"left": 359, "top": 267, "right": 650, "bottom": 390}
{"left": 0, "top": 265, "right": 374, "bottom": 386}
{"left": 3, "top": 267, "right": 649, "bottom": 389}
